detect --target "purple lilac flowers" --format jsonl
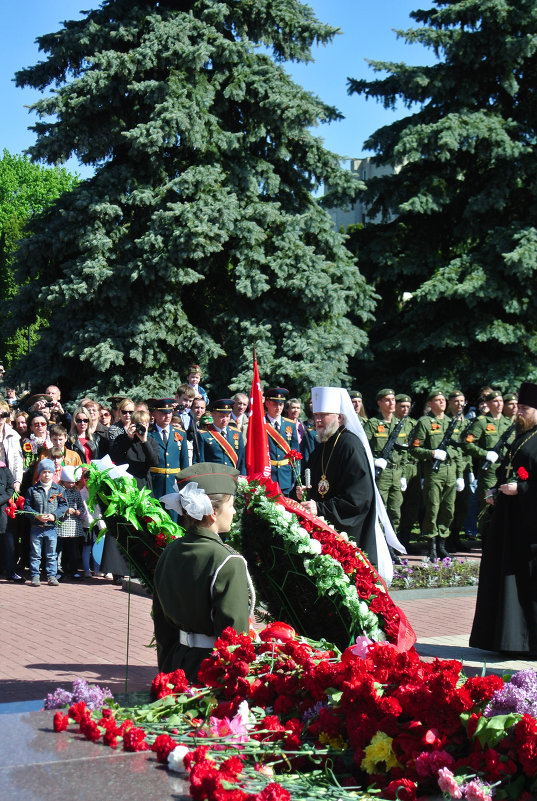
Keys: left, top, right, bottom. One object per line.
{"left": 44, "top": 678, "right": 113, "bottom": 710}
{"left": 484, "top": 669, "right": 537, "bottom": 718}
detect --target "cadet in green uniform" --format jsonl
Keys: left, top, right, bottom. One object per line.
{"left": 364, "top": 389, "right": 408, "bottom": 538}
{"left": 503, "top": 393, "right": 518, "bottom": 421}
{"left": 445, "top": 390, "right": 472, "bottom": 551}
{"left": 411, "top": 390, "right": 465, "bottom": 559}
{"left": 153, "top": 463, "right": 255, "bottom": 681}
{"left": 462, "top": 390, "right": 515, "bottom": 528}
{"left": 395, "top": 394, "right": 421, "bottom": 549}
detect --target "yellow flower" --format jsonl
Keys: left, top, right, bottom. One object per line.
{"left": 361, "top": 731, "right": 401, "bottom": 774}
{"left": 318, "top": 731, "right": 346, "bottom": 750}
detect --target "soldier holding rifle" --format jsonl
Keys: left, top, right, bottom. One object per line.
{"left": 410, "top": 390, "right": 465, "bottom": 560}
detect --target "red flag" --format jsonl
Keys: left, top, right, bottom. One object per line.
{"left": 246, "top": 349, "right": 271, "bottom": 479}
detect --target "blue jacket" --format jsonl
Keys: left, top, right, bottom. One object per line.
{"left": 24, "top": 480, "right": 69, "bottom": 527}
{"left": 197, "top": 426, "right": 246, "bottom": 474}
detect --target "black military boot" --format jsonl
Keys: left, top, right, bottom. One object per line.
{"left": 437, "top": 538, "right": 451, "bottom": 559}
{"left": 427, "top": 537, "right": 437, "bottom": 561}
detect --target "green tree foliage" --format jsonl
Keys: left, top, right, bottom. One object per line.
{"left": 7, "top": 0, "right": 374, "bottom": 399}
{"left": 0, "top": 149, "right": 78, "bottom": 368}
{"left": 347, "top": 0, "right": 537, "bottom": 395}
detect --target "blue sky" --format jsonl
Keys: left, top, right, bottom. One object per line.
{"left": 1, "top": 1, "right": 433, "bottom": 177}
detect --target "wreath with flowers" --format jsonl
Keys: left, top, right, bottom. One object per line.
{"left": 229, "top": 478, "right": 415, "bottom": 652}
{"left": 84, "top": 462, "right": 184, "bottom": 591}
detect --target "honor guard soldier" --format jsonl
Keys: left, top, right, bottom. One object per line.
{"left": 148, "top": 398, "right": 189, "bottom": 520}
{"left": 411, "top": 389, "right": 465, "bottom": 559}
{"left": 446, "top": 390, "right": 473, "bottom": 550}
{"left": 503, "top": 393, "right": 518, "bottom": 421}
{"left": 462, "top": 390, "right": 515, "bottom": 528}
{"left": 364, "top": 389, "right": 408, "bottom": 544}
{"left": 264, "top": 387, "right": 300, "bottom": 496}
{"left": 198, "top": 399, "right": 246, "bottom": 474}
{"left": 395, "top": 393, "right": 421, "bottom": 550}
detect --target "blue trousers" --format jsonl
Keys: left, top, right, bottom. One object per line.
{"left": 29, "top": 526, "right": 58, "bottom": 578}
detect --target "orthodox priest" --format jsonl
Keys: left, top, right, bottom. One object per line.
{"left": 298, "top": 386, "right": 404, "bottom": 582}
{"left": 470, "top": 381, "right": 537, "bottom": 655}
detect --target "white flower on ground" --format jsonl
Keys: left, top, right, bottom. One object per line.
{"left": 168, "top": 744, "right": 190, "bottom": 773}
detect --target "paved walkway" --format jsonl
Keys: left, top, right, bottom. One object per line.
{"left": 0, "top": 565, "right": 535, "bottom": 706}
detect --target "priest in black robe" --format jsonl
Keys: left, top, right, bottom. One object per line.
{"left": 297, "top": 387, "right": 404, "bottom": 578}
{"left": 470, "top": 381, "right": 537, "bottom": 655}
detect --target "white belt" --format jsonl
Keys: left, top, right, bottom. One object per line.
{"left": 179, "top": 629, "right": 217, "bottom": 649}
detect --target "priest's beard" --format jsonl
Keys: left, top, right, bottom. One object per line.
{"left": 317, "top": 419, "right": 340, "bottom": 443}
{"left": 516, "top": 412, "right": 537, "bottom": 434}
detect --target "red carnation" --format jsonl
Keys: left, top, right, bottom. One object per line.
{"left": 518, "top": 466, "right": 529, "bottom": 480}
{"left": 382, "top": 778, "right": 417, "bottom": 800}
{"left": 122, "top": 725, "right": 148, "bottom": 752}
{"left": 288, "top": 449, "right": 303, "bottom": 462}
{"left": 257, "top": 783, "right": 291, "bottom": 801}
{"left": 151, "top": 733, "right": 178, "bottom": 763}
{"left": 53, "top": 711, "right": 69, "bottom": 732}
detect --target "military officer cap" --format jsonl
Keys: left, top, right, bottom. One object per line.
{"left": 265, "top": 387, "right": 288, "bottom": 402}
{"left": 484, "top": 389, "right": 502, "bottom": 402}
{"left": 503, "top": 392, "right": 517, "bottom": 402}
{"left": 448, "top": 389, "right": 464, "bottom": 399}
{"left": 349, "top": 390, "right": 362, "bottom": 399}
{"left": 209, "top": 398, "right": 233, "bottom": 413}
{"left": 176, "top": 462, "right": 239, "bottom": 496}
{"left": 518, "top": 382, "right": 537, "bottom": 409}
{"left": 427, "top": 388, "right": 446, "bottom": 401}
{"left": 376, "top": 388, "right": 395, "bottom": 400}
{"left": 395, "top": 393, "right": 411, "bottom": 403}
{"left": 107, "top": 395, "right": 127, "bottom": 409}
{"left": 25, "top": 393, "right": 53, "bottom": 408}
{"left": 148, "top": 398, "right": 175, "bottom": 411}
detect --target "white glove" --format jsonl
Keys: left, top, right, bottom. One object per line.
{"left": 375, "top": 458, "right": 388, "bottom": 470}
{"left": 485, "top": 451, "right": 499, "bottom": 464}
{"left": 456, "top": 478, "right": 465, "bottom": 492}
{"left": 400, "top": 477, "right": 407, "bottom": 492}
{"left": 433, "top": 449, "right": 447, "bottom": 461}
{"left": 469, "top": 472, "right": 475, "bottom": 484}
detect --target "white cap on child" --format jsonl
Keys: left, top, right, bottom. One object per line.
{"left": 60, "top": 465, "right": 77, "bottom": 483}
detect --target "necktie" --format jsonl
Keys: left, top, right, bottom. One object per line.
{"left": 162, "top": 429, "right": 168, "bottom": 445}
{"left": 274, "top": 420, "right": 280, "bottom": 432}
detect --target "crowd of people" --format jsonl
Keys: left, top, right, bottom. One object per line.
{"left": 1, "top": 358, "right": 536, "bottom": 661}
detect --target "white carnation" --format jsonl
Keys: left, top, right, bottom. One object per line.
{"left": 168, "top": 744, "right": 190, "bottom": 773}
{"left": 309, "top": 538, "right": 322, "bottom": 554}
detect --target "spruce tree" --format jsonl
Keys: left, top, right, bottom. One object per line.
{"left": 348, "top": 0, "right": 537, "bottom": 394}
{"left": 7, "top": 0, "right": 374, "bottom": 399}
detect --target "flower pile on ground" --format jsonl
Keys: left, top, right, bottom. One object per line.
{"left": 85, "top": 461, "right": 184, "bottom": 592}
{"left": 50, "top": 626, "right": 537, "bottom": 801}
{"left": 392, "top": 558, "right": 480, "bottom": 590}
{"left": 230, "top": 477, "right": 415, "bottom": 652}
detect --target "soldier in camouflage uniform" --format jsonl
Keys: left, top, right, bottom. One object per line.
{"left": 462, "top": 390, "right": 515, "bottom": 530}
{"left": 446, "top": 390, "right": 472, "bottom": 551}
{"left": 410, "top": 390, "right": 465, "bottom": 560}
{"left": 364, "top": 389, "right": 408, "bottom": 538}
{"left": 395, "top": 393, "right": 421, "bottom": 549}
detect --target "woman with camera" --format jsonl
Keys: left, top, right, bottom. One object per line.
{"left": 109, "top": 409, "right": 160, "bottom": 489}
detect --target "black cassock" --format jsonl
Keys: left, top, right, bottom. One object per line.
{"left": 306, "top": 426, "right": 377, "bottom": 566}
{"left": 470, "top": 424, "right": 537, "bottom": 654}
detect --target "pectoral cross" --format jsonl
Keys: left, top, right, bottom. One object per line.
{"left": 505, "top": 461, "right": 513, "bottom": 479}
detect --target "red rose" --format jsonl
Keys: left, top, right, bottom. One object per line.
{"left": 518, "top": 466, "right": 529, "bottom": 480}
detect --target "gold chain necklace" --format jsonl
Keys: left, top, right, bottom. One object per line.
{"left": 317, "top": 429, "right": 344, "bottom": 498}
{"left": 505, "top": 427, "right": 537, "bottom": 479}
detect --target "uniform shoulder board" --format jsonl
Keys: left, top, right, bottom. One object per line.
{"left": 228, "top": 420, "right": 240, "bottom": 430}
{"left": 282, "top": 416, "right": 295, "bottom": 423}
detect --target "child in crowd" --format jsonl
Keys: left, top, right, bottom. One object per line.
{"left": 77, "top": 468, "right": 104, "bottom": 577}
{"left": 24, "top": 459, "right": 68, "bottom": 587}
{"left": 57, "top": 466, "right": 87, "bottom": 580}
